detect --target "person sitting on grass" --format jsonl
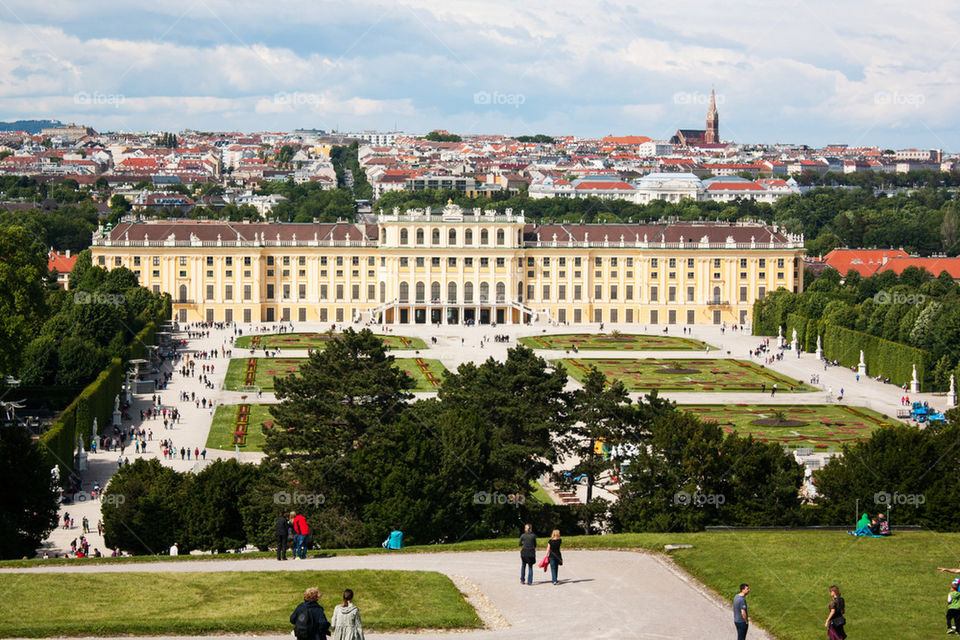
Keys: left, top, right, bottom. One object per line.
{"left": 877, "top": 512, "right": 891, "bottom": 536}
{"left": 848, "top": 512, "right": 882, "bottom": 537}
{"left": 382, "top": 525, "right": 403, "bottom": 550}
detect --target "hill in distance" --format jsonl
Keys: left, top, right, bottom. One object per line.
{"left": 0, "top": 120, "right": 64, "bottom": 134}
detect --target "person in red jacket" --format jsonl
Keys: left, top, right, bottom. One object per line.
{"left": 292, "top": 511, "right": 310, "bottom": 559}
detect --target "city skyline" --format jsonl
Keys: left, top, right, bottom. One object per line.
{"left": 0, "top": 1, "right": 957, "bottom": 149}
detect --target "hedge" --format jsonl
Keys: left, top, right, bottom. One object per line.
{"left": 822, "top": 324, "right": 931, "bottom": 389}
{"left": 39, "top": 401, "right": 77, "bottom": 479}
{"left": 127, "top": 322, "right": 157, "bottom": 361}
{"left": 785, "top": 313, "right": 808, "bottom": 352}
{"left": 74, "top": 358, "right": 124, "bottom": 448}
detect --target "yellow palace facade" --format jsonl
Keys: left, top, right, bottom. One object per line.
{"left": 90, "top": 203, "right": 805, "bottom": 326}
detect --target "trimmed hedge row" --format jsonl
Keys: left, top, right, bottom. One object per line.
{"left": 39, "top": 402, "right": 76, "bottom": 479}
{"left": 74, "top": 358, "right": 124, "bottom": 448}
{"left": 37, "top": 303, "right": 170, "bottom": 480}
{"left": 822, "top": 324, "right": 930, "bottom": 389}
{"left": 785, "top": 313, "right": 808, "bottom": 351}
{"left": 127, "top": 322, "right": 157, "bottom": 361}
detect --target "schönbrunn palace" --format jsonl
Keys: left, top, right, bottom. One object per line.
{"left": 90, "top": 202, "right": 805, "bottom": 326}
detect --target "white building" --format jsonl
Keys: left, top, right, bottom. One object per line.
{"left": 632, "top": 172, "right": 705, "bottom": 204}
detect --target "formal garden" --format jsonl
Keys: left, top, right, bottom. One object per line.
{"left": 234, "top": 332, "right": 426, "bottom": 350}
{"left": 206, "top": 404, "right": 276, "bottom": 451}
{"left": 519, "top": 332, "right": 713, "bottom": 351}
{"left": 559, "top": 358, "right": 814, "bottom": 392}
{"left": 224, "top": 357, "right": 447, "bottom": 392}
{"left": 679, "top": 404, "right": 897, "bottom": 451}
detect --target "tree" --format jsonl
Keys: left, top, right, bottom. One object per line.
{"left": 563, "top": 366, "right": 632, "bottom": 532}
{"left": 0, "top": 426, "right": 59, "bottom": 558}
{"left": 263, "top": 328, "right": 414, "bottom": 534}
{"left": 610, "top": 401, "right": 803, "bottom": 532}
{"left": 423, "top": 131, "right": 462, "bottom": 142}
{"left": 437, "top": 345, "right": 570, "bottom": 493}
{"left": 814, "top": 421, "right": 960, "bottom": 530}
{"left": 102, "top": 459, "right": 193, "bottom": 555}
{"left": 0, "top": 226, "right": 48, "bottom": 376}
{"left": 184, "top": 459, "right": 260, "bottom": 552}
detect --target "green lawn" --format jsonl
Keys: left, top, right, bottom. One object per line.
{"left": 529, "top": 479, "right": 554, "bottom": 504}
{"left": 0, "top": 569, "right": 479, "bottom": 637}
{"left": 206, "top": 404, "right": 275, "bottom": 451}
{"left": 224, "top": 357, "right": 447, "bottom": 392}
{"left": 559, "top": 358, "right": 813, "bottom": 392}
{"left": 235, "top": 332, "right": 426, "bottom": 350}
{"left": 7, "top": 532, "right": 956, "bottom": 640}
{"left": 520, "top": 332, "right": 714, "bottom": 351}
{"left": 682, "top": 404, "right": 900, "bottom": 451}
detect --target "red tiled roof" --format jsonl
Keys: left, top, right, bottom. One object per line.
{"left": 822, "top": 249, "right": 910, "bottom": 276}
{"left": 706, "top": 182, "right": 765, "bottom": 191}
{"left": 874, "top": 257, "right": 960, "bottom": 279}
{"left": 601, "top": 136, "right": 652, "bottom": 145}
{"left": 574, "top": 181, "right": 634, "bottom": 191}
{"left": 48, "top": 251, "right": 77, "bottom": 273}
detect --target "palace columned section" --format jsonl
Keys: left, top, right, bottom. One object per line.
{"left": 90, "top": 203, "right": 805, "bottom": 326}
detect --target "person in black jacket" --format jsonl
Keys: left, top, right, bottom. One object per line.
{"left": 548, "top": 529, "right": 563, "bottom": 585}
{"left": 275, "top": 512, "right": 290, "bottom": 561}
{"left": 290, "top": 587, "right": 330, "bottom": 639}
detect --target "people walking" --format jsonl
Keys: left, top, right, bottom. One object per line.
{"left": 290, "top": 587, "right": 330, "bottom": 640}
{"left": 733, "top": 583, "right": 750, "bottom": 640}
{"left": 519, "top": 524, "right": 536, "bottom": 585}
{"left": 825, "top": 585, "right": 846, "bottom": 639}
{"left": 275, "top": 512, "right": 290, "bottom": 561}
{"left": 547, "top": 529, "right": 563, "bottom": 585}
{"left": 330, "top": 589, "right": 365, "bottom": 640}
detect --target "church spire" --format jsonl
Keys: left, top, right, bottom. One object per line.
{"left": 705, "top": 86, "right": 719, "bottom": 143}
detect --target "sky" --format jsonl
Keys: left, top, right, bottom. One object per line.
{"left": 0, "top": 0, "right": 958, "bottom": 150}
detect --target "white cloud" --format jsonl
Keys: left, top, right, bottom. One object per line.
{"left": 0, "top": 1, "right": 956, "bottom": 146}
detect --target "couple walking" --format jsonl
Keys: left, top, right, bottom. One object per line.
{"left": 518, "top": 525, "right": 563, "bottom": 585}
{"left": 290, "top": 587, "right": 364, "bottom": 640}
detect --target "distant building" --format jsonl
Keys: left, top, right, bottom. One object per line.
{"left": 39, "top": 123, "right": 96, "bottom": 142}
{"left": 671, "top": 88, "right": 719, "bottom": 147}
{"left": 48, "top": 249, "right": 77, "bottom": 289}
